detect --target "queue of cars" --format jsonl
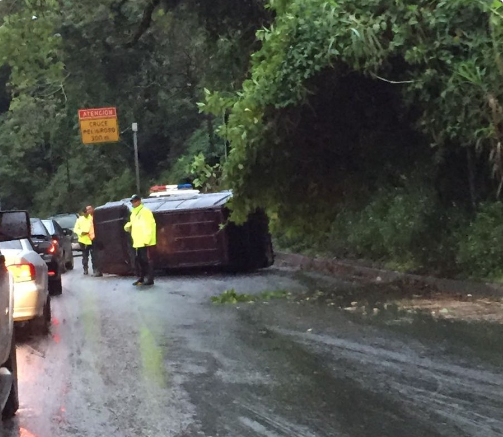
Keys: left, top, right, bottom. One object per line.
{"left": 0, "top": 210, "right": 78, "bottom": 420}
{"left": 0, "top": 199, "right": 272, "bottom": 420}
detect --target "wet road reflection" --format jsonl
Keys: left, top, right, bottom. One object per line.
{"left": 2, "top": 425, "right": 39, "bottom": 437}
{"left": 1, "top": 267, "right": 502, "bottom": 436}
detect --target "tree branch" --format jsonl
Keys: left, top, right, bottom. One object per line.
{"left": 126, "top": 0, "right": 161, "bottom": 48}
{"left": 370, "top": 73, "right": 415, "bottom": 84}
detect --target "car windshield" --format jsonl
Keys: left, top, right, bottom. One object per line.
{"left": 42, "top": 220, "right": 55, "bottom": 235}
{"left": 0, "top": 240, "right": 22, "bottom": 250}
{"left": 52, "top": 215, "right": 77, "bottom": 230}
{"left": 30, "top": 219, "right": 49, "bottom": 238}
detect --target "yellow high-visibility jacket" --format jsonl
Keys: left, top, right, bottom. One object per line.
{"left": 124, "top": 204, "right": 156, "bottom": 248}
{"left": 74, "top": 215, "right": 92, "bottom": 246}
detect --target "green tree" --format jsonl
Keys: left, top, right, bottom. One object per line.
{"left": 200, "top": 0, "right": 503, "bottom": 234}
{"left": 0, "top": 0, "right": 266, "bottom": 213}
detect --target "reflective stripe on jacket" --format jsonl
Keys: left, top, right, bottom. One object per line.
{"left": 124, "top": 204, "right": 156, "bottom": 248}
{"left": 89, "top": 216, "right": 95, "bottom": 241}
{"left": 74, "top": 215, "right": 92, "bottom": 246}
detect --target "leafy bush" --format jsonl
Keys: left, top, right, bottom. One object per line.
{"left": 273, "top": 175, "right": 472, "bottom": 276}
{"left": 211, "top": 289, "right": 289, "bottom": 304}
{"left": 186, "top": 153, "right": 223, "bottom": 193}
{"left": 328, "top": 182, "right": 440, "bottom": 271}
{"left": 457, "top": 202, "right": 503, "bottom": 279}
{"left": 273, "top": 232, "right": 325, "bottom": 257}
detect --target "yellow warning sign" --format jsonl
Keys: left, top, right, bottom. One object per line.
{"left": 78, "top": 107, "right": 119, "bottom": 144}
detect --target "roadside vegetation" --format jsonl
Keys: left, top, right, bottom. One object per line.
{"left": 211, "top": 289, "right": 289, "bottom": 304}
{"left": 2, "top": 1, "right": 503, "bottom": 279}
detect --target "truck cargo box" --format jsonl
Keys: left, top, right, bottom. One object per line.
{"left": 93, "top": 192, "right": 274, "bottom": 275}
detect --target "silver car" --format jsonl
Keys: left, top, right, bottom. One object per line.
{"left": 0, "top": 239, "right": 50, "bottom": 332}
{"left": 0, "top": 210, "right": 31, "bottom": 420}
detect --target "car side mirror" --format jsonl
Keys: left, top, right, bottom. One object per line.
{"left": 0, "top": 211, "right": 30, "bottom": 241}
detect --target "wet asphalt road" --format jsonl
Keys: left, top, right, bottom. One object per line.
{"left": 1, "top": 265, "right": 503, "bottom": 437}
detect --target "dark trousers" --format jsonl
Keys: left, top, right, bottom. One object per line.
{"left": 136, "top": 246, "right": 154, "bottom": 282}
{"left": 80, "top": 243, "right": 96, "bottom": 272}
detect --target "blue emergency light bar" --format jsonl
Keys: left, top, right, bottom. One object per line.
{"left": 177, "top": 184, "right": 193, "bottom": 190}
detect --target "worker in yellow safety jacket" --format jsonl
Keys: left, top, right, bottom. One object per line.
{"left": 124, "top": 194, "right": 157, "bottom": 286}
{"left": 74, "top": 207, "right": 96, "bottom": 275}
{"left": 86, "top": 205, "right": 102, "bottom": 277}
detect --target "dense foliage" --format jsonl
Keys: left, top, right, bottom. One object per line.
{"left": 203, "top": 0, "right": 503, "bottom": 277}
{"left": 0, "top": 0, "right": 267, "bottom": 215}
{"left": 3, "top": 0, "right": 503, "bottom": 277}
{"left": 203, "top": 0, "right": 503, "bottom": 222}
{"left": 457, "top": 202, "right": 503, "bottom": 279}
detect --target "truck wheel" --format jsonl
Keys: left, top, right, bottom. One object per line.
{"left": 49, "top": 278, "right": 62, "bottom": 296}
{"left": 1, "top": 333, "right": 19, "bottom": 420}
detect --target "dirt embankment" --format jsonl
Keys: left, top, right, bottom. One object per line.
{"left": 276, "top": 252, "right": 503, "bottom": 324}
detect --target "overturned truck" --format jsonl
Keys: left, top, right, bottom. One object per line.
{"left": 93, "top": 191, "right": 274, "bottom": 275}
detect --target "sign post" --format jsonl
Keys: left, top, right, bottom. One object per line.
{"left": 132, "top": 122, "right": 140, "bottom": 194}
{"left": 78, "top": 107, "right": 119, "bottom": 144}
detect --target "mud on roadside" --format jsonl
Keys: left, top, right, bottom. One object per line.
{"left": 289, "top": 271, "right": 503, "bottom": 366}
{"left": 290, "top": 270, "right": 503, "bottom": 324}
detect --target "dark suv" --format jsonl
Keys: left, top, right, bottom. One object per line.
{"left": 30, "top": 218, "right": 63, "bottom": 295}
{"left": 42, "top": 219, "right": 74, "bottom": 271}
{"left": 49, "top": 213, "right": 80, "bottom": 251}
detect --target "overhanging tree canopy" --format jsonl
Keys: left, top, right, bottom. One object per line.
{"left": 201, "top": 0, "right": 503, "bottom": 232}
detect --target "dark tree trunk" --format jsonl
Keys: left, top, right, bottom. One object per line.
{"left": 207, "top": 116, "right": 216, "bottom": 156}
{"left": 467, "top": 147, "right": 477, "bottom": 210}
